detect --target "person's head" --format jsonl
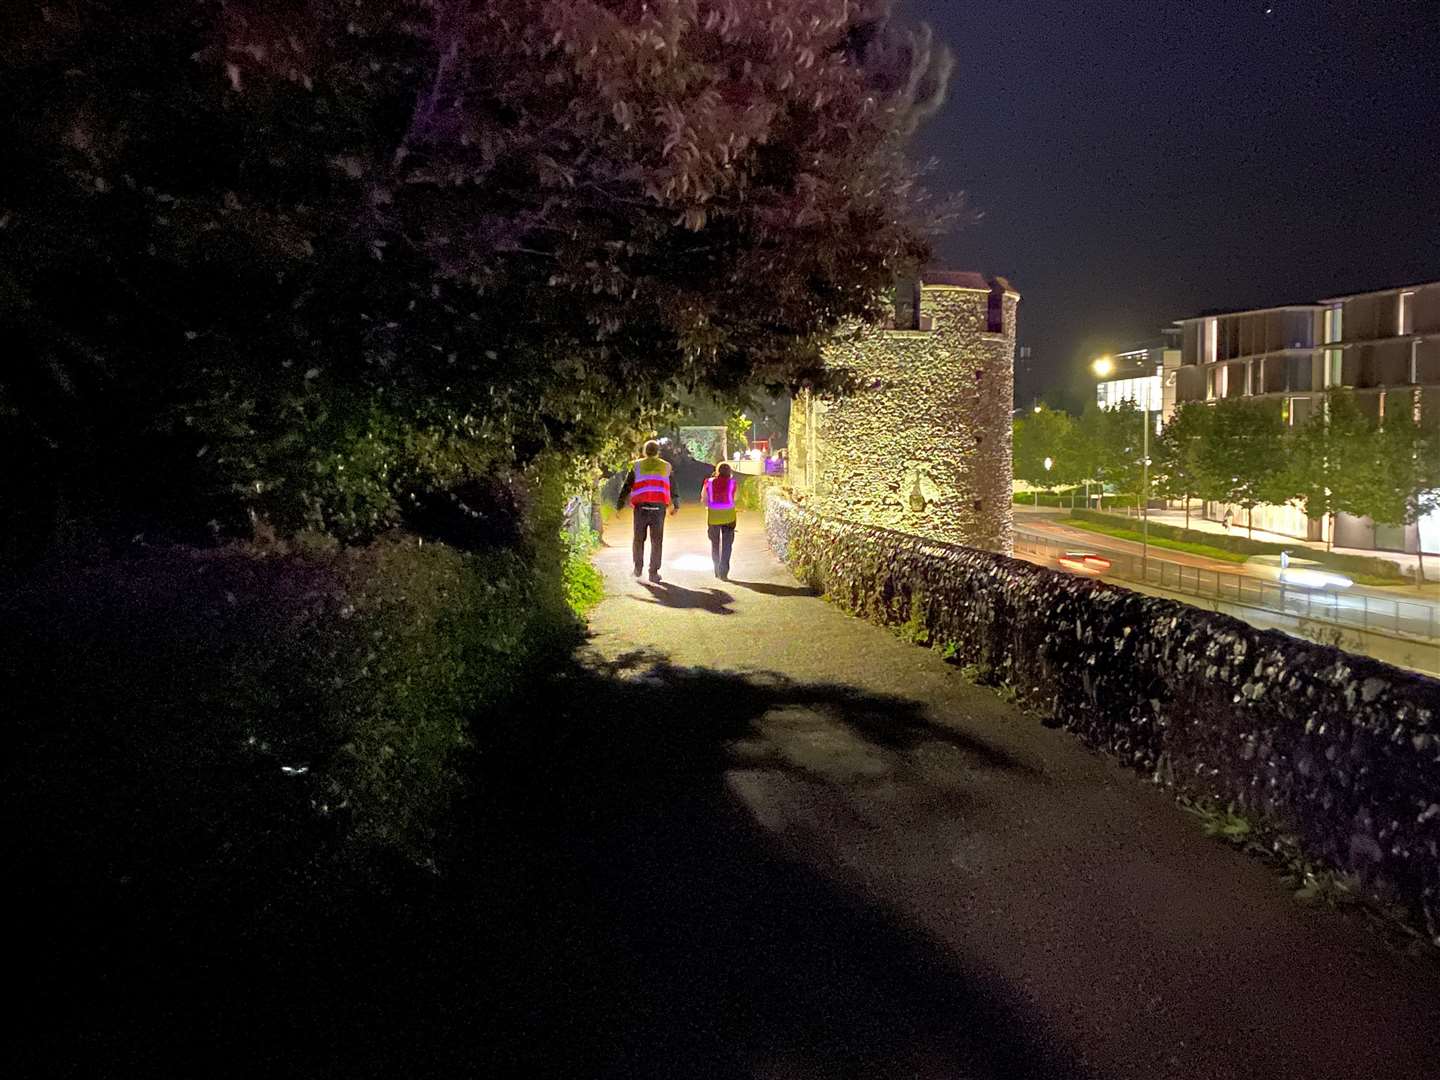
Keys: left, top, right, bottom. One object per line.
{"left": 716, "top": 462, "right": 732, "bottom": 479}
{"left": 643, "top": 439, "right": 660, "bottom": 457}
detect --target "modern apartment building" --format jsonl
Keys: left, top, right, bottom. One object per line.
{"left": 1173, "top": 280, "right": 1440, "bottom": 552}
{"left": 1095, "top": 328, "right": 1182, "bottom": 427}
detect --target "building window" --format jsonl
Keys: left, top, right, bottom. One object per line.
{"left": 986, "top": 289, "right": 1004, "bottom": 333}
{"left": 1325, "top": 348, "right": 1342, "bottom": 387}
{"left": 1203, "top": 317, "right": 1218, "bottom": 365}
{"left": 1207, "top": 365, "right": 1228, "bottom": 401}
{"left": 1399, "top": 291, "right": 1414, "bottom": 336}
{"left": 1286, "top": 354, "right": 1312, "bottom": 391}
{"left": 1323, "top": 304, "right": 1342, "bottom": 344}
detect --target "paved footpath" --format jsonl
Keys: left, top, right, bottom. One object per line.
{"left": 580, "top": 506, "right": 1440, "bottom": 1080}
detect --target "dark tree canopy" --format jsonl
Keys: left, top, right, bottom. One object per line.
{"left": 1, "top": 0, "right": 952, "bottom": 540}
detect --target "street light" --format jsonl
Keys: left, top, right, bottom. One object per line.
{"left": 1092, "top": 355, "right": 1148, "bottom": 580}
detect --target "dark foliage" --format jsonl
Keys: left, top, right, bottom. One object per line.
{"left": 13, "top": 648, "right": 1086, "bottom": 1078}
{"left": 1, "top": 0, "right": 953, "bottom": 546}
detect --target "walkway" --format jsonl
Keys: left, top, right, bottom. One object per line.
{"left": 577, "top": 506, "right": 1440, "bottom": 1080}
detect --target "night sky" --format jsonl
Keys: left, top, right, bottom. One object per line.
{"left": 903, "top": 0, "right": 1440, "bottom": 408}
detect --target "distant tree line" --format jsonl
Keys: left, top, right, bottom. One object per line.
{"left": 1013, "top": 391, "right": 1440, "bottom": 570}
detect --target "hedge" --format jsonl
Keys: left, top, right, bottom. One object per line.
{"left": 3, "top": 532, "right": 576, "bottom": 899}
{"left": 767, "top": 492, "right": 1440, "bottom": 942}
{"left": 1070, "top": 508, "right": 1408, "bottom": 581}
{"left": 1013, "top": 489, "right": 1138, "bottom": 509}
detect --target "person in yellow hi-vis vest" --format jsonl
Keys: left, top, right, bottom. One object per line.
{"left": 616, "top": 440, "right": 678, "bottom": 581}
{"left": 701, "top": 461, "right": 738, "bottom": 581}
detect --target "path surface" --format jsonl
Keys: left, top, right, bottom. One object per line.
{"left": 579, "top": 505, "right": 1440, "bottom": 1080}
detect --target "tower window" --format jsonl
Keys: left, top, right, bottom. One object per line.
{"left": 986, "top": 289, "right": 1004, "bottom": 333}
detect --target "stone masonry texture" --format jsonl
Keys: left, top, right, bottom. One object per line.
{"left": 789, "top": 277, "right": 1017, "bottom": 554}
{"left": 766, "top": 491, "right": 1440, "bottom": 942}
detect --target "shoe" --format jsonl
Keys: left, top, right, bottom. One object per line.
{"left": 648, "top": 570, "right": 662, "bottom": 583}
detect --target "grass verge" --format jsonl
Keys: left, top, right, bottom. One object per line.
{"left": 1059, "top": 517, "right": 1251, "bottom": 563}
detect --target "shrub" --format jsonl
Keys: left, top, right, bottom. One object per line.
{"left": 3, "top": 533, "right": 573, "bottom": 895}
{"left": 562, "top": 521, "right": 606, "bottom": 616}
{"left": 736, "top": 474, "right": 777, "bottom": 512}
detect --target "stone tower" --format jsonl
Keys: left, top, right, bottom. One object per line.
{"left": 788, "top": 270, "right": 1018, "bottom": 554}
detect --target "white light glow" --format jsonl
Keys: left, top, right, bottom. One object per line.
{"left": 1281, "top": 568, "right": 1352, "bottom": 590}
{"left": 672, "top": 554, "right": 714, "bottom": 572}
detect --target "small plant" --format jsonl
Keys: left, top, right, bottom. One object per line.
{"left": 1176, "top": 794, "right": 1429, "bottom": 948}
{"left": 1180, "top": 797, "right": 1266, "bottom": 855}
{"left": 958, "top": 661, "right": 993, "bottom": 684}
{"left": 1286, "top": 866, "right": 1362, "bottom": 909}
{"left": 939, "top": 640, "right": 960, "bottom": 661}
{"left": 897, "top": 603, "right": 930, "bottom": 645}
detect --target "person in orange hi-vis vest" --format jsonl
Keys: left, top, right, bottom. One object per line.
{"left": 701, "top": 461, "right": 738, "bottom": 581}
{"left": 615, "top": 440, "right": 678, "bottom": 582}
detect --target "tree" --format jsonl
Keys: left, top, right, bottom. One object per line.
{"left": 1, "top": 1, "right": 955, "bottom": 543}
{"left": 1096, "top": 399, "right": 1148, "bottom": 511}
{"left": 1196, "top": 398, "right": 1289, "bottom": 539}
{"left": 725, "top": 410, "right": 753, "bottom": 457}
{"left": 1062, "top": 404, "right": 1110, "bottom": 509}
{"left": 1152, "top": 401, "right": 1212, "bottom": 529}
{"left": 1285, "top": 390, "right": 1375, "bottom": 550}
{"left": 1356, "top": 398, "right": 1440, "bottom": 582}
{"left": 1012, "top": 406, "right": 1074, "bottom": 496}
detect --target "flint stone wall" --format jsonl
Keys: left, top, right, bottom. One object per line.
{"left": 789, "top": 280, "right": 1016, "bottom": 553}
{"left": 766, "top": 491, "right": 1440, "bottom": 940}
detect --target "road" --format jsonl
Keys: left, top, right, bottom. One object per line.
{"left": 1015, "top": 510, "right": 1440, "bottom": 646}
{"left": 569, "top": 505, "right": 1440, "bottom": 1079}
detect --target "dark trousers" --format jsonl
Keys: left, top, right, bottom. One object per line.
{"left": 632, "top": 504, "right": 666, "bottom": 572}
{"left": 708, "top": 522, "right": 735, "bottom": 579}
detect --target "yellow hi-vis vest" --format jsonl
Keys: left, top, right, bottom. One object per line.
{"left": 703, "top": 475, "right": 737, "bottom": 525}
{"left": 629, "top": 456, "right": 673, "bottom": 506}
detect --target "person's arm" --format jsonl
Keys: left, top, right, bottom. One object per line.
{"left": 615, "top": 468, "right": 635, "bottom": 510}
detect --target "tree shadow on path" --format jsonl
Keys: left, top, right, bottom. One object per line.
{"left": 724, "top": 578, "right": 820, "bottom": 598}
{"left": 20, "top": 647, "right": 1088, "bottom": 1080}
{"left": 447, "top": 650, "right": 1085, "bottom": 1080}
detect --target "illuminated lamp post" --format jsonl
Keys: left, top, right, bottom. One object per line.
{"left": 1092, "top": 354, "right": 1149, "bottom": 580}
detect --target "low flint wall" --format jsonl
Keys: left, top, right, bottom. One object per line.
{"left": 766, "top": 491, "right": 1440, "bottom": 941}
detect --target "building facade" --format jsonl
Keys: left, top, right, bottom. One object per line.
{"left": 1095, "top": 330, "right": 1182, "bottom": 427}
{"left": 1174, "top": 280, "right": 1440, "bottom": 552}
{"left": 788, "top": 270, "right": 1018, "bottom": 554}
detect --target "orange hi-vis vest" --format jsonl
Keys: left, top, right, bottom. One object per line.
{"left": 629, "top": 456, "right": 673, "bottom": 507}
{"left": 702, "top": 475, "right": 737, "bottom": 525}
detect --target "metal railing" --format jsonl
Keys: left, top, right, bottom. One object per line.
{"left": 1014, "top": 530, "right": 1440, "bottom": 642}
